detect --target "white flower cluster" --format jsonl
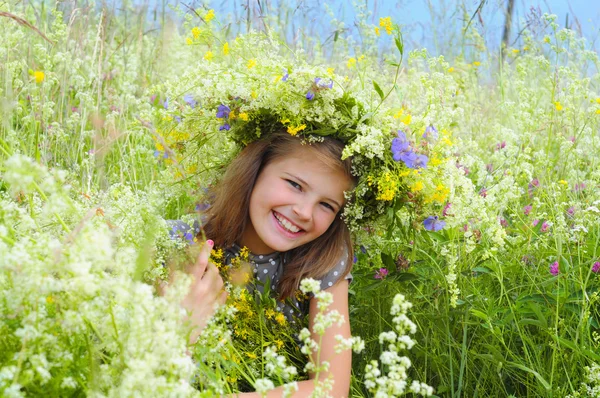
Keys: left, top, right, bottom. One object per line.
{"left": 363, "top": 294, "right": 433, "bottom": 397}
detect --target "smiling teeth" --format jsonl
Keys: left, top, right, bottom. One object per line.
{"left": 274, "top": 213, "right": 300, "bottom": 233}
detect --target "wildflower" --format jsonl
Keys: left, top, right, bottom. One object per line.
{"left": 326, "top": 67, "right": 334, "bottom": 76}
{"left": 183, "top": 94, "right": 197, "bottom": 108}
{"left": 573, "top": 182, "right": 586, "bottom": 192}
{"left": 205, "top": 9, "right": 215, "bottom": 22}
{"left": 374, "top": 268, "right": 388, "bottom": 279}
{"left": 379, "top": 17, "right": 393, "bottom": 34}
{"left": 306, "top": 91, "right": 315, "bottom": 101}
{"left": 500, "top": 218, "right": 508, "bottom": 228}
{"left": 443, "top": 202, "right": 452, "bottom": 216}
{"left": 287, "top": 124, "right": 306, "bottom": 136}
{"left": 223, "top": 42, "right": 230, "bottom": 55}
{"left": 275, "top": 312, "right": 286, "bottom": 326}
{"left": 423, "top": 216, "right": 445, "bottom": 231}
{"left": 33, "top": 70, "right": 45, "bottom": 83}
{"left": 216, "top": 104, "right": 231, "bottom": 119}
{"left": 559, "top": 179, "right": 568, "bottom": 185}
{"left": 374, "top": 26, "right": 380, "bottom": 36}
{"left": 281, "top": 68, "right": 289, "bottom": 81}
{"left": 528, "top": 178, "right": 540, "bottom": 197}
{"left": 247, "top": 59, "right": 257, "bottom": 69}
{"left": 191, "top": 27, "right": 201, "bottom": 39}
{"left": 185, "top": 37, "right": 192, "bottom": 45}
{"left": 495, "top": 141, "right": 506, "bottom": 150}
{"left": 219, "top": 123, "right": 231, "bottom": 131}
{"left": 550, "top": 261, "right": 559, "bottom": 276}
{"left": 448, "top": 67, "right": 455, "bottom": 73}
{"left": 406, "top": 153, "right": 428, "bottom": 169}
{"left": 486, "top": 163, "right": 494, "bottom": 173}
{"left": 566, "top": 206, "right": 575, "bottom": 218}
{"left": 239, "top": 112, "right": 249, "bottom": 121}
{"left": 532, "top": 219, "right": 540, "bottom": 227}
{"left": 162, "top": 98, "right": 169, "bottom": 109}
{"left": 540, "top": 221, "right": 550, "bottom": 233}
{"left": 306, "top": 77, "right": 333, "bottom": 100}
{"left": 512, "top": 48, "right": 520, "bottom": 54}
{"left": 358, "top": 55, "right": 366, "bottom": 62}
{"left": 347, "top": 57, "right": 356, "bottom": 68}
{"left": 423, "top": 125, "right": 438, "bottom": 140}
{"left": 554, "top": 101, "right": 563, "bottom": 111}
{"left": 592, "top": 262, "right": 600, "bottom": 273}
{"left": 524, "top": 205, "right": 532, "bottom": 215}
{"left": 204, "top": 51, "right": 213, "bottom": 61}
{"left": 479, "top": 187, "right": 487, "bottom": 198}
{"left": 246, "top": 352, "right": 257, "bottom": 359}
{"left": 473, "top": 61, "right": 481, "bottom": 67}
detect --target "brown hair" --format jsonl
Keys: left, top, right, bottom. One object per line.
{"left": 202, "top": 132, "right": 355, "bottom": 299}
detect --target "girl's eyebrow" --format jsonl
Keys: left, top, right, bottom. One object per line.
{"left": 284, "top": 172, "right": 342, "bottom": 208}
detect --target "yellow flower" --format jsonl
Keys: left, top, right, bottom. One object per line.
{"left": 204, "top": 51, "right": 213, "bottom": 61}
{"left": 33, "top": 70, "right": 45, "bottom": 83}
{"left": 447, "top": 67, "right": 455, "bottom": 73}
{"left": 185, "top": 37, "right": 192, "bottom": 45}
{"left": 400, "top": 114, "right": 412, "bottom": 125}
{"left": 251, "top": 91, "right": 258, "bottom": 99}
{"left": 347, "top": 57, "right": 356, "bottom": 68}
{"left": 280, "top": 118, "right": 290, "bottom": 125}
{"left": 239, "top": 112, "right": 249, "bottom": 121}
{"left": 473, "top": 61, "right": 481, "bottom": 67}
{"left": 596, "top": 109, "right": 600, "bottom": 115}
{"left": 239, "top": 246, "right": 250, "bottom": 260}
{"left": 393, "top": 109, "right": 404, "bottom": 119}
{"left": 430, "top": 156, "right": 442, "bottom": 167}
{"left": 367, "top": 175, "right": 373, "bottom": 186}
{"left": 246, "top": 352, "right": 257, "bottom": 360}
{"left": 211, "top": 248, "right": 223, "bottom": 260}
{"left": 265, "top": 309, "right": 275, "bottom": 319}
{"left": 512, "top": 48, "right": 520, "bottom": 54}
{"left": 223, "top": 42, "right": 230, "bottom": 55}
{"left": 559, "top": 180, "right": 568, "bottom": 185}
{"left": 411, "top": 181, "right": 424, "bottom": 192}
{"left": 326, "top": 67, "right": 335, "bottom": 76}
{"left": 358, "top": 55, "right": 365, "bottom": 62}
{"left": 544, "top": 36, "right": 551, "bottom": 44}
{"left": 275, "top": 313, "right": 286, "bottom": 326}
{"left": 275, "top": 340, "right": 284, "bottom": 349}
{"left": 191, "top": 27, "right": 201, "bottom": 39}
{"left": 523, "top": 46, "right": 529, "bottom": 51}
{"left": 379, "top": 17, "right": 393, "bottom": 35}
{"left": 595, "top": 98, "right": 600, "bottom": 104}
{"left": 374, "top": 26, "right": 380, "bottom": 37}
{"left": 46, "top": 296, "right": 54, "bottom": 304}
{"left": 441, "top": 137, "right": 453, "bottom": 146}
{"left": 376, "top": 172, "right": 398, "bottom": 201}
{"left": 554, "top": 101, "right": 563, "bottom": 111}
{"left": 205, "top": 9, "right": 215, "bottom": 22}
{"left": 247, "top": 59, "right": 256, "bottom": 69}
{"left": 287, "top": 124, "right": 306, "bottom": 136}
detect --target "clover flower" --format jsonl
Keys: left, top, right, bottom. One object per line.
{"left": 592, "top": 262, "right": 600, "bottom": 274}
{"left": 550, "top": 261, "right": 559, "bottom": 276}
{"left": 423, "top": 216, "right": 445, "bottom": 231}
{"left": 374, "top": 268, "right": 388, "bottom": 280}
{"left": 524, "top": 205, "right": 532, "bottom": 215}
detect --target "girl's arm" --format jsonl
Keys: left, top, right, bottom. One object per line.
{"left": 237, "top": 280, "right": 352, "bottom": 398}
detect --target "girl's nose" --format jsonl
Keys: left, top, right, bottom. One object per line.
{"left": 292, "top": 202, "right": 312, "bottom": 222}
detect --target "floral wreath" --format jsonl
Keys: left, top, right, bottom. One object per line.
{"left": 158, "top": 32, "right": 451, "bottom": 233}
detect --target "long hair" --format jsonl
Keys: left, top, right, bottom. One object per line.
{"left": 202, "top": 132, "right": 355, "bottom": 299}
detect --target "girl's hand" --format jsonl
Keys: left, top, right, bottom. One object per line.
{"left": 181, "top": 240, "right": 227, "bottom": 345}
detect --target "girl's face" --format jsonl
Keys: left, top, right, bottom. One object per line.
{"left": 241, "top": 147, "right": 352, "bottom": 254}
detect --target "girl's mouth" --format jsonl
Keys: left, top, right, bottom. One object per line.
{"left": 272, "top": 211, "right": 304, "bottom": 237}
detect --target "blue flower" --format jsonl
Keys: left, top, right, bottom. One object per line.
{"left": 183, "top": 94, "right": 197, "bottom": 108}
{"left": 219, "top": 123, "right": 231, "bottom": 131}
{"left": 162, "top": 98, "right": 169, "bottom": 109}
{"left": 174, "top": 116, "right": 182, "bottom": 123}
{"left": 216, "top": 104, "right": 231, "bottom": 119}
{"left": 306, "top": 91, "right": 315, "bottom": 100}
{"left": 281, "top": 69, "right": 289, "bottom": 82}
{"left": 423, "top": 125, "right": 438, "bottom": 140}
{"left": 406, "top": 154, "right": 428, "bottom": 169}
{"left": 315, "top": 77, "right": 333, "bottom": 88}
{"left": 184, "top": 232, "right": 194, "bottom": 243}
{"left": 423, "top": 216, "right": 446, "bottom": 231}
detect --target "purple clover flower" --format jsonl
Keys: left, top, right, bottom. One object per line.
{"left": 566, "top": 206, "right": 575, "bottom": 218}
{"left": 550, "top": 261, "right": 559, "bottom": 276}
{"left": 374, "top": 268, "right": 388, "bottom": 280}
{"left": 524, "top": 205, "right": 532, "bottom": 215}
{"left": 540, "top": 221, "right": 550, "bottom": 233}
{"left": 423, "top": 216, "right": 446, "bottom": 231}
{"left": 219, "top": 123, "right": 231, "bottom": 131}
{"left": 495, "top": 141, "right": 506, "bottom": 150}
{"left": 183, "top": 94, "right": 197, "bottom": 108}
{"left": 592, "top": 262, "right": 600, "bottom": 274}
{"left": 528, "top": 178, "right": 540, "bottom": 197}
{"left": 216, "top": 104, "right": 231, "bottom": 119}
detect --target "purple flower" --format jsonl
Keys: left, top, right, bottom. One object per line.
{"left": 573, "top": 182, "right": 586, "bottom": 192}
{"left": 174, "top": 116, "right": 182, "bottom": 123}
{"left": 443, "top": 203, "right": 452, "bottom": 216}
{"left": 479, "top": 187, "right": 487, "bottom": 198}
{"left": 495, "top": 141, "right": 506, "bottom": 150}
{"left": 550, "top": 261, "right": 559, "bottom": 276}
{"left": 524, "top": 205, "right": 532, "bottom": 215}
{"left": 162, "top": 97, "right": 169, "bottom": 109}
{"left": 528, "top": 178, "right": 540, "bottom": 197}
{"left": 184, "top": 94, "right": 197, "bottom": 108}
{"left": 281, "top": 69, "right": 289, "bottom": 82}
{"left": 184, "top": 232, "right": 194, "bottom": 243}
{"left": 540, "top": 221, "right": 550, "bottom": 233}
{"left": 314, "top": 77, "right": 333, "bottom": 88}
{"left": 219, "top": 123, "right": 231, "bottom": 131}
{"left": 500, "top": 218, "right": 508, "bottom": 228}
{"left": 423, "top": 216, "right": 446, "bottom": 231}
{"left": 374, "top": 268, "right": 388, "bottom": 280}
{"left": 423, "top": 125, "right": 438, "bottom": 140}
{"left": 592, "top": 262, "right": 600, "bottom": 273}
{"left": 407, "top": 154, "right": 428, "bottom": 169}
{"left": 532, "top": 219, "right": 540, "bottom": 227}
{"left": 216, "top": 104, "right": 231, "bottom": 119}
{"left": 486, "top": 163, "right": 494, "bottom": 173}
{"left": 566, "top": 206, "right": 575, "bottom": 218}
{"left": 306, "top": 90, "right": 315, "bottom": 100}
{"left": 353, "top": 255, "right": 358, "bottom": 264}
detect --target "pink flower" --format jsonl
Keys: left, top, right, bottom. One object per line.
{"left": 566, "top": 206, "right": 575, "bottom": 218}
{"left": 479, "top": 188, "right": 487, "bottom": 198}
{"left": 443, "top": 202, "right": 452, "bottom": 217}
{"left": 540, "top": 221, "right": 550, "bottom": 233}
{"left": 550, "top": 261, "right": 559, "bottom": 276}
{"left": 374, "top": 268, "right": 389, "bottom": 280}
{"left": 499, "top": 218, "right": 508, "bottom": 228}
{"left": 524, "top": 205, "right": 532, "bottom": 215}
{"left": 532, "top": 219, "right": 540, "bottom": 227}
{"left": 592, "top": 262, "right": 600, "bottom": 274}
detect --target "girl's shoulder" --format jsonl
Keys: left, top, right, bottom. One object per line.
{"left": 316, "top": 247, "right": 353, "bottom": 291}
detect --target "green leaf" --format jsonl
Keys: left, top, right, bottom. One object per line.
{"left": 394, "top": 32, "right": 404, "bottom": 56}
{"left": 381, "top": 252, "right": 396, "bottom": 270}
{"left": 505, "top": 362, "right": 551, "bottom": 390}
{"left": 373, "top": 80, "right": 384, "bottom": 101}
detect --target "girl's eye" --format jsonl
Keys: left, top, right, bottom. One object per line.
{"left": 286, "top": 179, "right": 301, "bottom": 190}
{"left": 321, "top": 202, "right": 335, "bottom": 211}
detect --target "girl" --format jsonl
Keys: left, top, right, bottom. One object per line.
{"left": 188, "top": 131, "right": 356, "bottom": 397}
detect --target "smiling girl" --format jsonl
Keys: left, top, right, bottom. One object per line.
{"left": 199, "top": 131, "right": 355, "bottom": 397}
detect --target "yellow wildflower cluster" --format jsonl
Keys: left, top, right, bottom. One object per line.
{"left": 554, "top": 101, "right": 563, "bottom": 111}
{"left": 191, "top": 27, "right": 201, "bottom": 39}
{"left": 204, "top": 9, "right": 215, "bottom": 22}
{"left": 287, "top": 124, "right": 306, "bottom": 136}
{"left": 376, "top": 172, "right": 399, "bottom": 201}
{"left": 393, "top": 108, "right": 412, "bottom": 125}
{"left": 425, "top": 184, "right": 450, "bottom": 204}
{"left": 33, "top": 70, "right": 45, "bottom": 83}
{"left": 379, "top": 17, "right": 393, "bottom": 35}
{"left": 347, "top": 57, "right": 356, "bottom": 68}
{"left": 247, "top": 59, "right": 257, "bottom": 69}
{"left": 204, "top": 51, "right": 213, "bottom": 61}
{"left": 374, "top": 26, "right": 380, "bottom": 37}
{"left": 223, "top": 42, "right": 230, "bottom": 55}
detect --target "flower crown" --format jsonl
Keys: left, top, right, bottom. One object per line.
{"left": 159, "top": 32, "right": 449, "bottom": 232}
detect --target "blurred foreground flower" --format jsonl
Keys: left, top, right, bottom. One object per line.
{"left": 423, "top": 216, "right": 445, "bottom": 231}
